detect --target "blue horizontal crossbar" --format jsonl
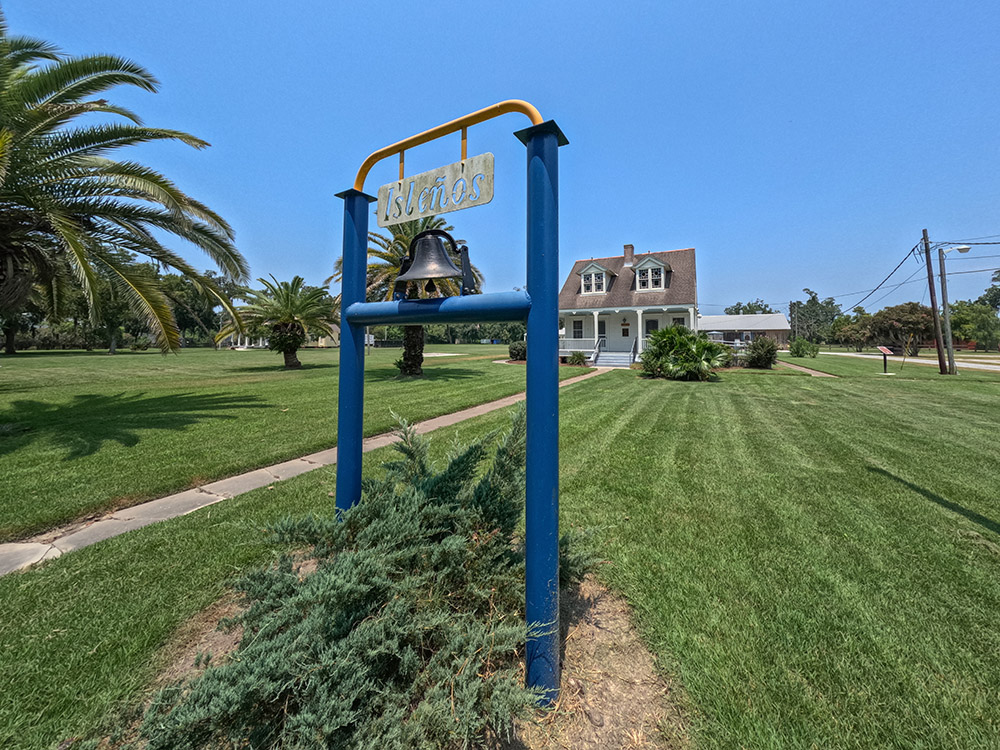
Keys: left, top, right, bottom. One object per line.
{"left": 344, "top": 290, "right": 531, "bottom": 326}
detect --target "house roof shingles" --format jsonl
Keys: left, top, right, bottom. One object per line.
{"left": 558, "top": 248, "right": 697, "bottom": 311}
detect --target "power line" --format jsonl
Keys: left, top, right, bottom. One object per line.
{"left": 945, "top": 267, "right": 1000, "bottom": 276}
{"left": 850, "top": 243, "right": 921, "bottom": 308}
{"left": 866, "top": 267, "right": 925, "bottom": 308}
{"left": 937, "top": 240, "right": 1000, "bottom": 246}
{"left": 942, "top": 253, "right": 1000, "bottom": 261}
{"left": 939, "top": 234, "right": 1000, "bottom": 242}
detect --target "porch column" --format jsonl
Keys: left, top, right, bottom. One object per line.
{"left": 636, "top": 309, "right": 643, "bottom": 353}
{"left": 592, "top": 311, "right": 599, "bottom": 346}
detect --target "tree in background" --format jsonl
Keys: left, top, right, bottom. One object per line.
{"left": 949, "top": 300, "right": 1000, "bottom": 352}
{"left": 978, "top": 271, "right": 1000, "bottom": 312}
{"left": 724, "top": 298, "right": 776, "bottom": 315}
{"left": 788, "top": 289, "right": 841, "bottom": 343}
{"left": 869, "top": 302, "right": 933, "bottom": 356}
{"left": 219, "top": 276, "right": 338, "bottom": 369}
{"left": 161, "top": 271, "right": 243, "bottom": 347}
{"left": 830, "top": 306, "right": 873, "bottom": 351}
{"left": 0, "top": 12, "right": 247, "bottom": 354}
{"left": 330, "top": 216, "right": 483, "bottom": 376}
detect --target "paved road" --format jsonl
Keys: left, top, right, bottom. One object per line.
{"left": 821, "top": 351, "right": 1000, "bottom": 372}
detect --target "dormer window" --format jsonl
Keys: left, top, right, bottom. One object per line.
{"left": 637, "top": 267, "right": 663, "bottom": 290}
{"left": 582, "top": 271, "right": 605, "bottom": 294}
{"left": 635, "top": 258, "right": 668, "bottom": 291}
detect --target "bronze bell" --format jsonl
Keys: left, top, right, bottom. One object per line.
{"left": 395, "top": 229, "right": 463, "bottom": 294}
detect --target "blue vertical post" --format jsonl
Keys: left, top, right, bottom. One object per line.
{"left": 515, "top": 120, "right": 568, "bottom": 701}
{"left": 334, "top": 189, "right": 375, "bottom": 512}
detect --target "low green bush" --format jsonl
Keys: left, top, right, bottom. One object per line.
{"left": 639, "top": 326, "right": 729, "bottom": 381}
{"left": 129, "top": 335, "right": 151, "bottom": 351}
{"left": 508, "top": 340, "right": 526, "bottom": 361}
{"left": 788, "top": 336, "right": 819, "bottom": 358}
{"left": 141, "top": 411, "right": 591, "bottom": 750}
{"left": 744, "top": 336, "right": 779, "bottom": 369}
{"left": 567, "top": 350, "right": 588, "bottom": 366}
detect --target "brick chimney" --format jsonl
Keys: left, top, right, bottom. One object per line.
{"left": 623, "top": 244, "right": 635, "bottom": 266}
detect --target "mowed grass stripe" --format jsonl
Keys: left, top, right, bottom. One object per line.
{"left": 557, "top": 371, "right": 1000, "bottom": 748}
{"left": 1, "top": 369, "right": 998, "bottom": 747}
{"left": 0, "top": 346, "right": 586, "bottom": 541}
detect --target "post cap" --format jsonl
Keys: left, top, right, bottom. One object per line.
{"left": 514, "top": 120, "right": 569, "bottom": 147}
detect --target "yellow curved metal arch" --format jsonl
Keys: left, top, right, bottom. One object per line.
{"left": 353, "top": 99, "right": 543, "bottom": 192}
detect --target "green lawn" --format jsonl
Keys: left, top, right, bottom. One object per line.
{"left": 779, "top": 351, "right": 1000, "bottom": 382}
{"left": 0, "top": 345, "right": 581, "bottom": 541}
{"left": 2, "top": 365, "right": 999, "bottom": 748}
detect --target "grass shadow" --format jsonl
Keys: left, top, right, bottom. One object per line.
{"left": 0, "top": 349, "right": 155, "bottom": 359}
{"left": 868, "top": 466, "right": 1000, "bottom": 537}
{"left": 364, "top": 366, "right": 487, "bottom": 384}
{"left": 0, "top": 391, "right": 267, "bottom": 460}
{"left": 226, "top": 363, "right": 337, "bottom": 373}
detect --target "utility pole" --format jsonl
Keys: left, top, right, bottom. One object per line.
{"left": 922, "top": 229, "right": 948, "bottom": 374}
{"left": 938, "top": 247, "right": 957, "bottom": 375}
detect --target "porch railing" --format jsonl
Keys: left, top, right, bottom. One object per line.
{"left": 557, "top": 336, "right": 605, "bottom": 352}
{"left": 590, "top": 336, "right": 606, "bottom": 363}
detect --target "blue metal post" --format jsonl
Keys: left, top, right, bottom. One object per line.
{"left": 516, "top": 120, "right": 568, "bottom": 701}
{"left": 334, "top": 189, "right": 375, "bottom": 512}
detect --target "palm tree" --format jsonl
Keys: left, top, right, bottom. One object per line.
{"left": 329, "top": 216, "right": 483, "bottom": 376}
{"left": 0, "top": 11, "right": 247, "bottom": 354}
{"left": 218, "top": 276, "right": 338, "bottom": 369}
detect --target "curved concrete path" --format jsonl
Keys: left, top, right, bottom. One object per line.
{"left": 776, "top": 361, "right": 836, "bottom": 377}
{"left": 0, "top": 368, "right": 611, "bottom": 577}
{"left": 821, "top": 351, "right": 1000, "bottom": 373}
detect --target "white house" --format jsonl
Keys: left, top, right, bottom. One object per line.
{"left": 558, "top": 244, "right": 698, "bottom": 366}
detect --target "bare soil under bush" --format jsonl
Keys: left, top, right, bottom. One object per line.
{"left": 117, "top": 573, "right": 689, "bottom": 750}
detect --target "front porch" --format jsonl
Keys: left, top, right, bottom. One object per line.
{"left": 558, "top": 306, "right": 696, "bottom": 365}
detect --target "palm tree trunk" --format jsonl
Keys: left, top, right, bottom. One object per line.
{"left": 3, "top": 322, "right": 16, "bottom": 355}
{"left": 283, "top": 348, "right": 302, "bottom": 369}
{"left": 400, "top": 325, "right": 424, "bottom": 376}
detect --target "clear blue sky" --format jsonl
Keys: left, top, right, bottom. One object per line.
{"left": 9, "top": 0, "right": 1000, "bottom": 314}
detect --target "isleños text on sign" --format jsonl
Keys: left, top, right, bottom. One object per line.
{"left": 377, "top": 153, "right": 494, "bottom": 227}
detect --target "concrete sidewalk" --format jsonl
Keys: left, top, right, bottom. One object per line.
{"left": 821, "top": 351, "right": 1000, "bottom": 373}
{"left": 776, "top": 361, "right": 836, "bottom": 377}
{"left": 0, "top": 367, "right": 611, "bottom": 577}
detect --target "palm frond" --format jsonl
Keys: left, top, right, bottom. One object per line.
{"left": 11, "top": 54, "right": 158, "bottom": 109}
{"left": 93, "top": 247, "right": 179, "bottom": 352}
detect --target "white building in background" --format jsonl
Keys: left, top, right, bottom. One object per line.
{"left": 697, "top": 314, "right": 791, "bottom": 346}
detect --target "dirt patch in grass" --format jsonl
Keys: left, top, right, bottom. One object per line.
{"left": 119, "top": 571, "right": 687, "bottom": 750}
{"left": 504, "top": 575, "right": 690, "bottom": 749}
{"left": 149, "top": 595, "right": 244, "bottom": 692}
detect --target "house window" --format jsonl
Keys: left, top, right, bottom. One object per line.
{"left": 637, "top": 267, "right": 664, "bottom": 291}
{"left": 621, "top": 325, "right": 630, "bottom": 337}
{"left": 597, "top": 320, "right": 606, "bottom": 337}
{"left": 672, "top": 317, "right": 685, "bottom": 327}
{"left": 572, "top": 319, "right": 584, "bottom": 339}
{"left": 645, "top": 319, "right": 659, "bottom": 336}
{"left": 582, "top": 272, "right": 605, "bottom": 294}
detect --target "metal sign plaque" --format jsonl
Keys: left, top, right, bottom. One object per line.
{"left": 377, "top": 152, "right": 494, "bottom": 227}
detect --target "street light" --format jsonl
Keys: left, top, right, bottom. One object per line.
{"left": 939, "top": 244, "right": 971, "bottom": 375}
